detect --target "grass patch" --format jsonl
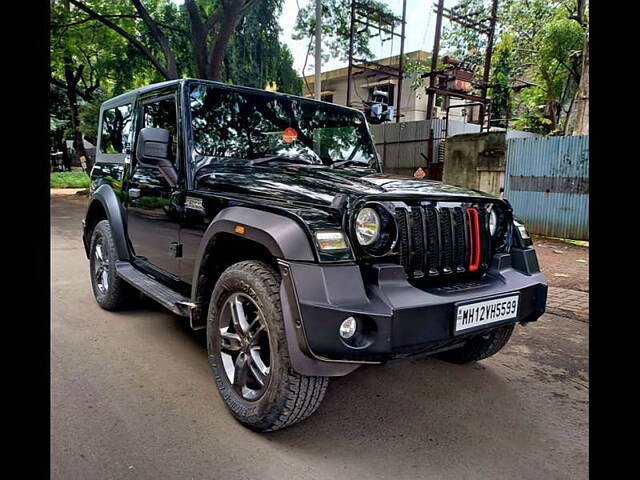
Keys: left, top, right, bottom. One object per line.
{"left": 533, "top": 234, "right": 589, "bottom": 248}
{"left": 51, "top": 172, "right": 90, "bottom": 189}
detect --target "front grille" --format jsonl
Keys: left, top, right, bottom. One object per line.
{"left": 396, "top": 204, "right": 491, "bottom": 280}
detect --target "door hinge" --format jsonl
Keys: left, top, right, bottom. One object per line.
{"left": 169, "top": 242, "right": 183, "bottom": 258}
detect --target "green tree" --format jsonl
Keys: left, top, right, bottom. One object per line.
{"left": 432, "top": 0, "right": 588, "bottom": 134}
{"left": 490, "top": 34, "right": 513, "bottom": 129}
{"left": 66, "top": 0, "right": 262, "bottom": 81}
{"left": 51, "top": 0, "right": 302, "bottom": 171}
{"left": 223, "top": 0, "right": 302, "bottom": 93}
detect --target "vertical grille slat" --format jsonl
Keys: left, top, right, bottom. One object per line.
{"left": 410, "top": 207, "right": 425, "bottom": 278}
{"left": 424, "top": 205, "right": 439, "bottom": 276}
{"left": 452, "top": 207, "right": 466, "bottom": 272}
{"left": 395, "top": 203, "right": 492, "bottom": 281}
{"left": 437, "top": 208, "right": 453, "bottom": 274}
{"left": 396, "top": 208, "right": 410, "bottom": 274}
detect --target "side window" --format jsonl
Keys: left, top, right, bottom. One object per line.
{"left": 100, "top": 104, "right": 132, "bottom": 154}
{"left": 142, "top": 97, "right": 178, "bottom": 163}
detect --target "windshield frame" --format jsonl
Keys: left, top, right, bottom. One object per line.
{"left": 184, "top": 80, "right": 382, "bottom": 173}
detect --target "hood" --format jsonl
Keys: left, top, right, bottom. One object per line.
{"left": 194, "top": 163, "right": 498, "bottom": 209}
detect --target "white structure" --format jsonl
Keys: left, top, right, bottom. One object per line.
{"left": 302, "top": 50, "right": 469, "bottom": 123}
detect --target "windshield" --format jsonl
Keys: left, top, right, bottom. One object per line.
{"left": 188, "top": 83, "right": 379, "bottom": 169}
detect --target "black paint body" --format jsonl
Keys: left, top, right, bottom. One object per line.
{"left": 83, "top": 79, "right": 547, "bottom": 376}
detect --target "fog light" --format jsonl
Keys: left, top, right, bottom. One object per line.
{"left": 339, "top": 317, "right": 357, "bottom": 339}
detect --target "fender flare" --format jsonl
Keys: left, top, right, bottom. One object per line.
{"left": 190, "top": 206, "right": 316, "bottom": 295}
{"left": 83, "top": 184, "right": 130, "bottom": 261}
{"left": 190, "top": 207, "right": 360, "bottom": 376}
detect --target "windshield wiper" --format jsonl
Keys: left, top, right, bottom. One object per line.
{"left": 331, "top": 159, "right": 372, "bottom": 169}
{"left": 249, "top": 154, "right": 317, "bottom": 166}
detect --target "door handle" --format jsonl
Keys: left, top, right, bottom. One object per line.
{"left": 129, "top": 188, "right": 141, "bottom": 199}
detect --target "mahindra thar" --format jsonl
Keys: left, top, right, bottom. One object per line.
{"left": 82, "top": 79, "right": 547, "bottom": 432}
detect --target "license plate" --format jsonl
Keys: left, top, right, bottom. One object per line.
{"left": 455, "top": 294, "right": 519, "bottom": 333}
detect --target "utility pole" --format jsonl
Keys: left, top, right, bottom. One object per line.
{"left": 395, "top": 0, "right": 407, "bottom": 123}
{"left": 346, "top": 0, "right": 356, "bottom": 107}
{"left": 426, "top": 0, "right": 445, "bottom": 120}
{"left": 345, "top": 0, "right": 406, "bottom": 117}
{"left": 314, "top": 0, "right": 322, "bottom": 100}
{"left": 479, "top": 0, "right": 499, "bottom": 127}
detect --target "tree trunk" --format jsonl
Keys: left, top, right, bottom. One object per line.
{"left": 64, "top": 57, "right": 92, "bottom": 172}
{"left": 206, "top": 2, "right": 244, "bottom": 80}
{"left": 185, "top": 0, "right": 209, "bottom": 78}
{"left": 572, "top": 38, "right": 589, "bottom": 136}
{"left": 131, "top": 0, "right": 179, "bottom": 79}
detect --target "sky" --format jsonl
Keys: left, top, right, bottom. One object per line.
{"left": 279, "top": 0, "right": 458, "bottom": 76}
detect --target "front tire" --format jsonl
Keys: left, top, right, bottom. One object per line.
{"left": 89, "top": 220, "right": 137, "bottom": 310}
{"left": 207, "top": 260, "right": 329, "bottom": 432}
{"left": 435, "top": 324, "right": 515, "bottom": 364}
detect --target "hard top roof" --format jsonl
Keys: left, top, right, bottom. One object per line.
{"left": 100, "top": 78, "right": 364, "bottom": 115}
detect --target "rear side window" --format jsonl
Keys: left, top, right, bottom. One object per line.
{"left": 142, "top": 97, "right": 178, "bottom": 162}
{"left": 100, "top": 104, "right": 132, "bottom": 154}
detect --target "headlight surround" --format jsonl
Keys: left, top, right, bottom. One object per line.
{"left": 513, "top": 218, "right": 533, "bottom": 247}
{"left": 489, "top": 209, "right": 498, "bottom": 236}
{"left": 352, "top": 203, "right": 397, "bottom": 256}
{"left": 484, "top": 202, "right": 512, "bottom": 253}
{"left": 355, "top": 207, "right": 381, "bottom": 246}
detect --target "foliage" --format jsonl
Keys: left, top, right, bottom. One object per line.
{"left": 432, "top": 0, "right": 588, "bottom": 135}
{"left": 51, "top": 172, "right": 91, "bottom": 189}
{"left": 51, "top": 0, "right": 304, "bottom": 165}
{"left": 78, "top": 89, "right": 107, "bottom": 145}
{"left": 224, "top": 0, "right": 302, "bottom": 93}
{"left": 490, "top": 33, "right": 513, "bottom": 128}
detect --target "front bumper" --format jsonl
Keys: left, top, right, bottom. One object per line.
{"left": 279, "top": 248, "right": 547, "bottom": 370}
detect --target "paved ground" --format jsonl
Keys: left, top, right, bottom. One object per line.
{"left": 51, "top": 193, "right": 588, "bottom": 480}
{"left": 533, "top": 236, "right": 589, "bottom": 293}
{"left": 531, "top": 236, "right": 589, "bottom": 322}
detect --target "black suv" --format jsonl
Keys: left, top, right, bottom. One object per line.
{"left": 83, "top": 79, "right": 547, "bottom": 432}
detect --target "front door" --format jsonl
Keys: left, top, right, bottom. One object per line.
{"left": 126, "top": 93, "right": 182, "bottom": 277}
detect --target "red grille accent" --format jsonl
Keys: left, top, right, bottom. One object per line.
{"left": 467, "top": 207, "right": 481, "bottom": 272}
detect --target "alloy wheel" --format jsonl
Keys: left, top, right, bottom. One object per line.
{"left": 218, "top": 293, "right": 272, "bottom": 401}
{"left": 93, "top": 239, "right": 109, "bottom": 295}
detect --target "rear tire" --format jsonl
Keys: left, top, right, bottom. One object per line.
{"left": 435, "top": 324, "right": 515, "bottom": 364}
{"left": 207, "top": 260, "right": 329, "bottom": 432}
{"left": 89, "top": 220, "right": 138, "bottom": 310}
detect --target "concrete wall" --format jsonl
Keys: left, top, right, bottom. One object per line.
{"left": 369, "top": 118, "right": 490, "bottom": 178}
{"left": 442, "top": 132, "right": 507, "bottom": 197}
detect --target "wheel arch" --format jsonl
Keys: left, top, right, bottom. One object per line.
{"left": 83, "top": 184, "right": 130, "bottom": 261}
{"left": 189, "top": 206, "right": 315, "bottom": 330}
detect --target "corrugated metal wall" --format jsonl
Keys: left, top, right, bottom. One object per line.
{"left": 504, "top": 136, "right": 589, "bottom": 240}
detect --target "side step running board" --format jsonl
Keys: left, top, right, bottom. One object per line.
{"left": 115, "top": 262, "right": 195, "bottom": 318}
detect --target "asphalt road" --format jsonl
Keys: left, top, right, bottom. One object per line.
{"left": 51, "top": 194, "right": 588, "bottom": 480}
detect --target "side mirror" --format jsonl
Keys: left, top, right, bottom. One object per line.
{"left": 136, "top": 127, "right": 172, "bottom": 166}
{"left": 135, "top": 127, "right": 177, "bottom": 186}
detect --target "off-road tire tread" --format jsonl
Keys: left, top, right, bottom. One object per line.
{"left": 208, "top": 261, "right": 328, "bottom": 432}
{"left": 89, "top": 220, "right": 137, "bottom": 311}
{"left": 435, "top": 324, "right": 515, "bottom": 364}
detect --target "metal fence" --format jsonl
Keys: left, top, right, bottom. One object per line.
{"left": 503, "top": 136, "right": 589, "bottom": 240}
{"left": 369, "top": 118, "right": 539, "bottom": 178}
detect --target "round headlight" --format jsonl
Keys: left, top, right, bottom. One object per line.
{"left": 355, "top": 207, "right": 380, "bottom": 246}
{"left": 489, "top": 209, "right": 498, "bottom": 236}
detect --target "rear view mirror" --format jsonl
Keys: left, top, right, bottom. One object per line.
{"left": 135, "top": 127, "right": 177, "bottom": 186}
{"left": 136, "top": 127, "right": 171, "bottom": 166}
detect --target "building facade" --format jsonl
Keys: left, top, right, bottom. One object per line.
{"left": 302, "top": 50, "right": 469, "bottom": 123}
